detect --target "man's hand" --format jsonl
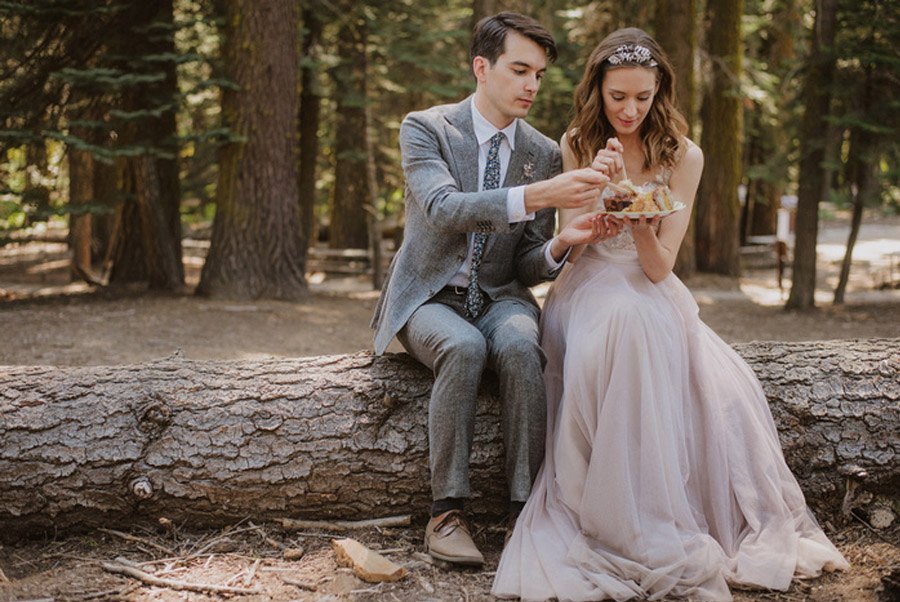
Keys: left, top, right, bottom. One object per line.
{"left": 524, "top": 168, "right": 609, "bottom": 213}
{"left": 549, "top": 212, "right": 623, "bottom": 262}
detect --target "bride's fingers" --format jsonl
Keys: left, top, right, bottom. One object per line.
{"left": 606, "top": 137, "right": 625, "bottom": 154}
{"left": 591, "top": 160, "right": 610, "bottom": 175}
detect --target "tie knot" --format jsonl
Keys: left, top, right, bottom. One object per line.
{"left": 489, "top": 132, "right": 504, "bottom": 149}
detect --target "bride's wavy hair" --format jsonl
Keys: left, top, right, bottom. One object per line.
{"left": 567, "top": 28, "right": 687, "bottom": 170}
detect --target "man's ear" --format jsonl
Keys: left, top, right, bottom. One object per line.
{"left": 472, "top": 56, "right": 489, "bottom": 83}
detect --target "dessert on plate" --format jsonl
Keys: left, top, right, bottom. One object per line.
{"left": 604, "top": 180, "right": 675, "bottom": 214}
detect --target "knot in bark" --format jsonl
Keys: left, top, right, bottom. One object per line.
{"left": 129, "top": 477, "right": 153, "bottom": 499}
{"left": 137, "top": 396, "right": 172, "bottom": 436}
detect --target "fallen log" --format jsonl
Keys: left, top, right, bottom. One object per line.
{"left": 1, "top": 339, "right": 897, "bottom": 541}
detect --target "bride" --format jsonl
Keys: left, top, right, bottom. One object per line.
{"left": 493, "top": 28, "right": 848, "bottom": 601}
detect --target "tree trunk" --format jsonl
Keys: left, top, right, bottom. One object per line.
{"left": 330, "top": 10, "right": 370, "bottom": 250}
{"left": 696, "top": 0, "right": 743, "bottom": 276}
{"left": 91, "top": 156, "right": 118, "bottom": 268}
{"left": 655, "top": 0, "right": 697, "bottom": 278}
{"left": 786, "top": 0, "right": 838, "bottom": 310}
{"left": 299, "top": 6, "right": 323, "bottom": 254}
{"left": 751, "top": 0, "right": 801, "bottom": 238}
{"left": 834, "top": 70, "right": 877, "bottom": 306}
{"left": 107, "top": 0, "right": 184, "bottom": 291}
{"left": 197, "top": 0, "right": 307, "bottom": 300}
{"left": 365, "top": 103, "right": 383, "bottom": 290}
{"left": 470, "top": 0, "right": 497, "bottom": 33}
{"left": 1, "top": 340, "right": 897, "bottom": 542}
{"left": 67, "top": 143, "right": 97, "bottom": 284}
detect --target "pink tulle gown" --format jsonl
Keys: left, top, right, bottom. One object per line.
{"left": 492, "top": 188, "right": 848, "bottom": 601}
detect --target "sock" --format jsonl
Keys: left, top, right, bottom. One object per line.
{"left": 431, "top": 497, "right": 465, "bottom": 517}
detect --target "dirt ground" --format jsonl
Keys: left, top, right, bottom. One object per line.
{"left": 1, "top": 222, "right": 899, "bottom": 366}
{"left": 1, "top": 215, "right": 898, "bottom": 601}
{"left": 1, "top": 520, "right": 898, "bottom": 602}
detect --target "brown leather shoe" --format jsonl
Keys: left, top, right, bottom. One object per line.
{"left": 424, "top": 510, "right": 484, "bottom": 566}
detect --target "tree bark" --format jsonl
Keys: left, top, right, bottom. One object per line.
{"left": 197, "top": 0, "right": 307, "bottom": 299}
{"left": 834, "top": 69, "right": 877, "bottom": 306}
{"left": 655, "top": 0, "right": 698, "bottom": 279}
{"left": 107, "top": 0, "right": 184, "bottom": 291}
{"left": 1, "top": 340, "right": 897, "bottom": 542}
{"left": 329, "top": 8, "right": 370, "bottom": 250}
{"left": 67, "top": 142, "right": 97, "bottom": 284}
{"left": 696, "top": 0, "right": 744, "bottom": 276}
{"left": 786, "top": 0, "right": 838, "bottom": 309}
{"left": 750, "top": 0, "right": 801, "bottom": 238}
{"left": 470, "top": 0, "right": 497, "bottom": 33}
{"left": 299, "top": 6, "right": 324, "bottom": 254}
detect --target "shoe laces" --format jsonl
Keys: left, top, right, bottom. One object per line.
{"left": 434, "top": 510, "right": 471, "bottom": 536}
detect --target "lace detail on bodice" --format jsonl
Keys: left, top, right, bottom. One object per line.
{"left": 601, "top": 223, "right": 639, "bottom": 251}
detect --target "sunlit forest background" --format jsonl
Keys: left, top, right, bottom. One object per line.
{"left": 0, "top": 0, "right": 897, "bottom": 308}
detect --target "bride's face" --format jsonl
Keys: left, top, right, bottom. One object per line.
{"left": 601, "top": 67, "right": 658, "bottom": 136}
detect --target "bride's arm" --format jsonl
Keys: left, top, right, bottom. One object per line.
{"left": 631, "top": 141, "right": 704, "bottom": 282}
{"left": 550, "top": 133, "right": 599, "bottom": 264}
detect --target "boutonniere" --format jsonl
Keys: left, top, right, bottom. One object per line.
{"left": 522, "top": 161, "right": 535, "bottom": 182}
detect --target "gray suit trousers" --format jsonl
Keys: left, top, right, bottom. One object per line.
{"left": 397, "top": 287, "right": 547, "bottom": 503}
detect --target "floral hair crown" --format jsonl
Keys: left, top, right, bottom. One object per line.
{"left": 606, "top": 44, "right": 658, "bottom": 68}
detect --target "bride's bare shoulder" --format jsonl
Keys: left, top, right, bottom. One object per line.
{"left": 676, "top": 137, "right": 703, "bottom": 176}
{"left": 559, "top": 130, "right": 579, "bottom": 171}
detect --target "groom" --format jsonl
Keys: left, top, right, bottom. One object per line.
{"left": 371, "top": 12, "right": 610, "bottom": 566}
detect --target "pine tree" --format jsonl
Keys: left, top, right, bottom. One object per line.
{"left": 197, "top": 0, "right": 307, "bottom": 299}
{"left": 696, "top": 0, "right": 744, "bottom": 276}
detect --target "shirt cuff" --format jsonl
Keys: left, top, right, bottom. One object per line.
{"left": 506, "top": 186, "right": 535, "bottom": 224}
{"left": 544, "top": 238, "right": 571, "bottom": 272}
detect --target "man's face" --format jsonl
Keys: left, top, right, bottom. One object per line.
{"left": 473, "top": 31, "right": 547, "bottom": 128}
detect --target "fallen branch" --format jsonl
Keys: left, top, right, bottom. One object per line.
{"left": 279, "top": 515, "right": 411, "bottom": 532}
{"left": 101, "top": 560, "right": 262, "bottom": 595}
{"left": 97, "top": 527, "right": 176, "bottom": 556}
{"left": 282, "top": 576, "right": 317, "bottom": 591}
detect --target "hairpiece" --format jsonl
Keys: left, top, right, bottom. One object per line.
{"left": 607, "top": 44, "right": 658, "bottom": 68}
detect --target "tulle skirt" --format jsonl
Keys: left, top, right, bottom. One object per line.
{"left": 492, "top": 246, "right": 848, "bottom": 601}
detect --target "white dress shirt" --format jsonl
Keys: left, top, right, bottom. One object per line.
{"left": 447, "top": 102, "right": 564, "bottom": 288}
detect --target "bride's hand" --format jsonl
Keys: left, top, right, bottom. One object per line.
{"left": 558, "top": 212, "right": 622, "bottom": 247}
{"left": 628, "top": 214, "right": 662, "bottom": 237}
{"left": 591, "top": 138, "right": 626, "bottom": 183}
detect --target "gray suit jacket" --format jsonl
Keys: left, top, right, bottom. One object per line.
{"left": 371, "top": 96, "right": 563, "bottom": 355}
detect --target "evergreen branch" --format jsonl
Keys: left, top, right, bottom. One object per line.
{"left": 52, "top": 67, "right": 167, "bottom": 87}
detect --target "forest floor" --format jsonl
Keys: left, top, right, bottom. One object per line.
{"left": 1, "top": 213, "right": 899, "bottom": 601}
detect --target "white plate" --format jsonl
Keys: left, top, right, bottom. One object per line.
{"left": 601, "top": 200, "right": 686, "bottom": 219}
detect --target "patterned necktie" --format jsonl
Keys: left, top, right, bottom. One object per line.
{"left": 465, "top": 131, "right": 504, "bottom": 319}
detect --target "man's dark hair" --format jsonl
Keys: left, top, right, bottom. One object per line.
{"left": 470, "top": 12, "right": 558, "bottom": 66}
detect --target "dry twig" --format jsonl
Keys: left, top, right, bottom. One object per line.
{"left": 281, "top": 575, "right": 317, "bottom": 591}
{"left": 279, "top": 515, "right": 411, "bottom": 532}
{"left": 97, "top": 528, "right": 176, "bottom": 556}
{"left": 101, "top": 560, "right": 262, "bottom": 595}
{"left": 243, "top": 558, "right": 261, "bottom": 586}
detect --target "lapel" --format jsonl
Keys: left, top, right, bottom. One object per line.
{"left": 503, "top": 124, "right": 534, "bottom": 189}
{"left": 445, "top": 97, "right": 479, "bottom": 193}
